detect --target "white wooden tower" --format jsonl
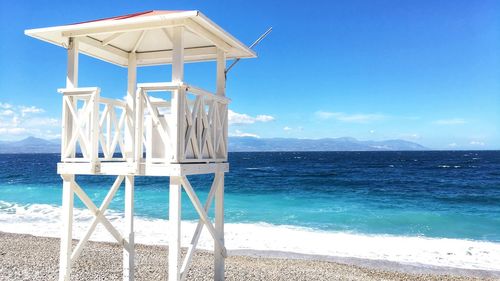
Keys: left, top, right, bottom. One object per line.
{"left": 25, "top": 10, "right": 256, "bottom": 281}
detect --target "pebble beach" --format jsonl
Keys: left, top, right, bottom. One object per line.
{"left": 0, "top": 232, "right": 498, "bottom": 281}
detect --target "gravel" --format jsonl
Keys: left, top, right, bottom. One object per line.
{"left": 0, "top": 232, "right": 497, "bottom": 281}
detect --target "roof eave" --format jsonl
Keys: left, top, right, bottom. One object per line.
{"left": 193, "top": 12, "right": 257, "bottom": 59}
{"left": 24, "top": 10, "right": 257, "bottom": 67}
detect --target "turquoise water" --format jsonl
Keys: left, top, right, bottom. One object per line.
{"left": 1, "top": 151, "right": 499, "bottom": 242}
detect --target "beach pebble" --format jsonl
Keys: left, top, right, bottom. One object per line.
{"left": 0, "top": 232, "right": 496, "bottom": 281}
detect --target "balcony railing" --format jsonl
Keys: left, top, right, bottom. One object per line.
{"left": 59, "top": 87, "right": 128, "bottom": 165}
{"left": 58, "top": 82, "right": 229, "bottom": 166}
{"left": 137, "top": 82, "right": 229, "bottom": 164}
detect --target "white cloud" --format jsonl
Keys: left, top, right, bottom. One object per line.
{"left": 283, "top": 126, "right": 292, "bottom": 131}
{"left": 470, "top": 141, "right": 485, "bottom": 146}
{"left": 315, "top": 111, "right": 386, "bottom": 123}
{"left": 433, "top": 118, "right": 466, "bottom": 125}
{"left": 0, "top": 127, "right": 27, "bottom": 135}
{"left": 400, "top": 133, "right": 420, "bottom": 140}
{"left": 0, "top": 102, "right": 60, "bottom": 140}
{"left": 0, "top": 102, "right": 12, "bottom": 109}
{"left": 448, "top": 143, "right": 458, "bottom": 147}
{"left": 228, "top": 110, "right": 274, "bottom": 125}
{"left": 20, "top": 106, "right": 44, "bottom": 117}
{"left": 229, "top": 129, "right": 260, "bottom": 138}
{"left": 24, "top": 118, "right": 60, "bottom": 127}
{"left": 0, "top": 109, "right": 14, "bottom": 116}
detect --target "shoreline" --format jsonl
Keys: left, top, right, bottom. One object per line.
{"left": 1, "top": 232, "right": 498, "bottom": 280}
{"left": 1, "top": 203, "right": 498, "bottom": 271}
{"left": 230, "top": 249, "right": 500, "bottom": 279}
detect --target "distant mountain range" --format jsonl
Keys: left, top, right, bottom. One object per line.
{"left": 228, "top": 137, "right": 428, "bottom": 152}
{"left": 0, "top": 136, "right": 428, "bottom": 154}
{"left": 0, "top": 137, "right": 60, "bottom": 153}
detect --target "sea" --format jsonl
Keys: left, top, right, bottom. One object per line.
{"left": 0, "top": 151, "right": 499, "bottom": 271}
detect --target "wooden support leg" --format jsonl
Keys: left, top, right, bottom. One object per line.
{"left": 59, "top": 174, "right": 74, "bottom": 281}
{"left": 179, "top": 175, "right": 221, "bottom": 281}
{"left": 169, "top": 176, "right": 182, "bottom": 281}
{"left": 214, "top": 172, "right": 225, "bottom": 281}
{"left": 123, "top": 175, "right": 135, "bottom": 281}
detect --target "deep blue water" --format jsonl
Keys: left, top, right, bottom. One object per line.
{"left": 1, "top": 151, "right": 499, "bottom": 242}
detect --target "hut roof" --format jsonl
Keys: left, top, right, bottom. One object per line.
{"left": 25, "top": 10, "right": 256, "bottom": 67}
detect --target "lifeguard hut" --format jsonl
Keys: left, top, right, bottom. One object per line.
{"left": 25, "top": 10, "right": 256, "bottom": 281}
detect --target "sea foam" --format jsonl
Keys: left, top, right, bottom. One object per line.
{"left": 0, "top": 201, "right": 499, "bottom": 271}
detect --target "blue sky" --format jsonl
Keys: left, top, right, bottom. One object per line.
{"left": 0, "top": 0, "right": 498, "bottom": 149}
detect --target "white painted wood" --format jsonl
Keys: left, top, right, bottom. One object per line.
{"left": 136, "top": 82, "right": 229, "bottom": 103}
{"left": 136, "top": 46, "right": 218, "bottom": 65}
{"left": 71, "top": 180, "right": 129, "bottom": 249}
{"left": 102, "top": 32, "right": 124, "bottom": 46}
{"left": 105, "top": 105, "right": 112, "bottom": 156}
{"left": 171, "top": 26, "right": 185, "bottom": 163}
{"left": 123, "top": 175, "right": 135, "bottom": 281}
{"left": 70, "top": 175, "right": 124, "bottom": 262}
{"left": 180, "top": 176, "right": 226, "bottom": 257}
{"left": 169, "top": 176, "right": 182, "bottom": 281}
{"left": 172, "top": 26, "right": 184, "bottom": 82}
{"left": 99, "top": 97, "right": 127, "bottom": 107}
{"left": 162, "top": 28, "right": 173, "bottom": 44}
{"left": 90, "top": 89, "right": 100, "bottom": 169}
{"left": 61, "top": 96, "right": 72, "bottom": 159}
{"left": 137, "top": 82, "right": 230, "bottom": 163}
{"left": 25, "top": 10, "right": 257, "bottom": 67}
{"left": 66, "top": 38, "right": 79, "bottom": 88}
{"left": 57, "top": 162, "right": 229, "bottom": 176}
{"left": 61, "top": 38, "right": 79, "bottom": 159}
{"left": 131, "top": 31, "right": 146, "bottom": 53}
{"left": 59, "top": 174, "right": 74, "bottom": 281}
{"left": 216, "top": 49, "right": 226, "bottom": 97}
{"left": 134, "top": 88, "right": 144, "bottom": 169}
{"left": 126, "top": 53, "right": 137, "bottom": 161}
{"left": 35, "top": 11, "right": 252, "bottom": 281}
{"left": 60, "top": 89, "right": 127, "bottom": 162}
{"left": 77, "top": 36, "right": 129, "bottom": 66}
{"left": 185, "top": 19, "right": 231, "bottom": 51}
{"left": 62, "top": 96, "right": 92, "bottom": 158}
{"left": 180, "top": 173, "right": 220, "bottom": 281}
{"left": 188, "top": 85, "right": 230, "bottom": 104}
{"left": 61, "top": 19, "right": 187, "bottom": 38}
{"left": 216, "top": 49, "right": 228, "bottom": 160}
{"left": 58, "top": 41, "right": 79, "bottom": 279}
{"left": 58, "top": 87, "right": 99, "bottom": 95}
{"left": 214, "top": 171, "right": 225, "bottom": 281}
{"left": 98, "top": 101, "right": 126, "bottom": 160}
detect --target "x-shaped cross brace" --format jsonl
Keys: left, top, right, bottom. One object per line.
{"left": 178, "top": 174, "right": 226, "bottom": 281}
{"left": 60, "top": 175, "right": 128, "bottom": 263}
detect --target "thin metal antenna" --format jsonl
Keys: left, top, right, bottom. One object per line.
{"left": 225, "top": 27, "right": 273, "bottom": 76}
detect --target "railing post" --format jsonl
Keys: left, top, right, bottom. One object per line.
{"left": 126, "top": 53, "right": 137, "bottom": 162}
{"left": 171, "top": 26, "right": 185, "bottom": 163}
{"left": 61, "top": 37, "right": 79, "bottom": 160}
{"left": 134, "top": 88, "right": 144, "bottom": 170}
{"left": 90, "top": 89, "right": 100, "bottom": 169}
{"left": 216, "top": 49, "right": 228, "bottom": 160}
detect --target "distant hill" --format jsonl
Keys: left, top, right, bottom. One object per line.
{"left": 0, "top": 136, "right": 428, "bottom": 154}
{"left": 228, "top": 137, "right": 428, "bottom": 152}
{"left": 0, "top": 137, "right": 60, "bottom": 153}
